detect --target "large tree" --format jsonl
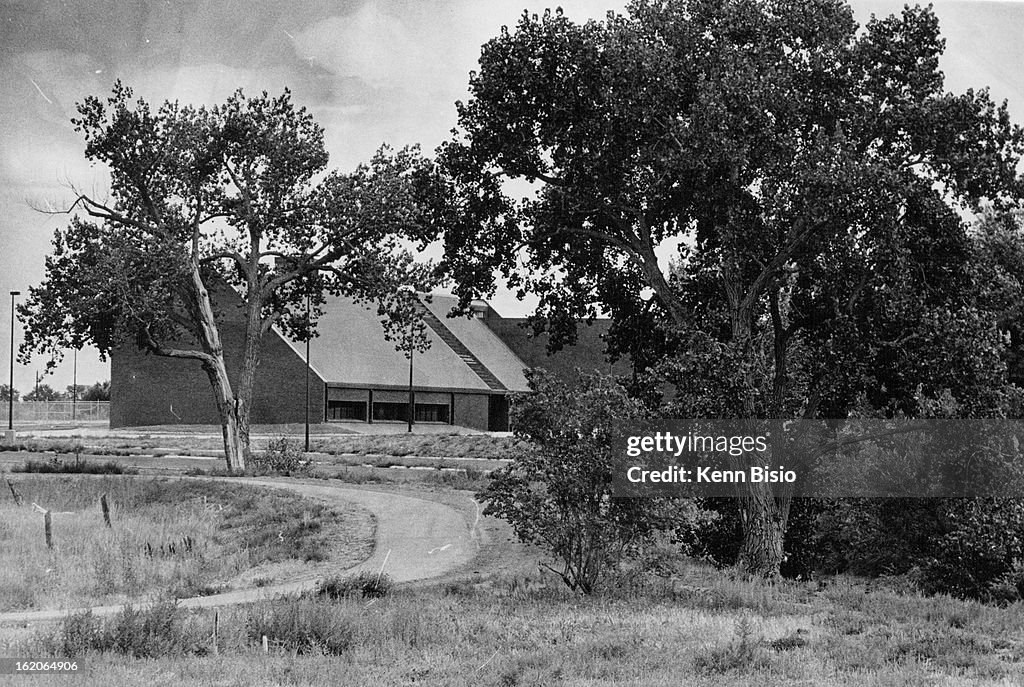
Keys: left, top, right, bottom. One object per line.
{"left": 440, "top": 1, "right": 1024, "bottom": 575}
{"left": 20, "top": 84, "right": 442, "bottom": 470}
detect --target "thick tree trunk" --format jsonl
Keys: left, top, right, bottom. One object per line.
{"left": 729, "top": 295, "right": 790, "bottom": 578}
{"left": 737, "top": 484, "right": 789, "bottom": 577}
{"left": 187, "top": 263, "right": 249, "bottom": 472}
{"left": 234, "top": 292, "right": 266, "bottom": 469}
{"left": 201, "top": 353, "right": 247, "bottom": 472}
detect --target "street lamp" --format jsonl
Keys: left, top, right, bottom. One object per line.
{"left": 72, "top": 348, "right": 77, "bottom": 424}
{"left": 397, "top": 285, "right": 416, "bottom": 433}
{"left": 8, "top": 290, "right": 20, "bottom": 432}
{"left": 304, "top": 293, "right": 311, "bottom": 452}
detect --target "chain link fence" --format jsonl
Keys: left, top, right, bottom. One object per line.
{"left": 0, "top": 401, "right": 109, "bottom": 424}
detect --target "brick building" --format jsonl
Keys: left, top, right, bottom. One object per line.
{"left": 110, "top": 293, "right": 627, "bottom": 432}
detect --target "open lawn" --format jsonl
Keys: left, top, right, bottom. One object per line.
{"left": 0, "top": 475, "right": 374, "bottom": 612}
{"left": 6, "top": 565, "right": 1024, "bottom": 686}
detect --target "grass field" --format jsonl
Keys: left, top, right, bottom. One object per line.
{"left": 0, "top": 475, "right": 374, "bottom": 612}
{"left": 0, "top": 431, "right": 522, "bottom": 462}
{"left": 8, "top": 564, "right": 1024, "bottom": 686}
{"left": 3, "top": 436, "right": 1022, "bottom": 684}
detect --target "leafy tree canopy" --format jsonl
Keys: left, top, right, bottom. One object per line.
{"left": 80, "top": 381, "right": 110, "bottom": 402}
{"left": 24, "top": 384, "right": 61, "bottom": 402}
{"left": 19, "top": 84, "right": 447, "bottom": 469}
{"left": 440, "top": 0, "right": 1024, "bottom": 416}
{"left": 442, "top": 0, "right": 1024, "bottom": 575}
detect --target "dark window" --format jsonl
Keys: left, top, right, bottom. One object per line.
{"left": 372, "top": 402, "right": 409, "bottom": 422}
{"left": 488, "top": 395, "right": 510, "bottom": 431}
{"left": 371, "top": 402, "right": 451, "bottom": 423}
{"left": 328, "top": 400, "right": 367, "bottom": 421}
{"left": 415, "top": 404, "right": 450, "bottom": 423}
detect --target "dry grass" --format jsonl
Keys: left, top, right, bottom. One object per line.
{"left": 0, "top": 431, "right": 521, "bottom": 462}
{"left": 0, "top": 475, "right": 374, "bottom": 612}
{"left": 7, "top": 561, "right": 1024, "bottom": 686}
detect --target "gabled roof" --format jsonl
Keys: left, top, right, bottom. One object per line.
{"left": 276, "top": 293, "right": 530, "bottom": 393}
{"left": 420, "top": 294, "right": 532, "bottom": 391}
{"left": 483, "top": 317, "right": 632, "bottom": 380}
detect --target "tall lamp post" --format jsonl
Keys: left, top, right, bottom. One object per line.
{"left": 72, "top": 348, "right": 77, "bottom": 423}
{"left": 304, "top": 293, "right": 311, "bottom": 452}
{"left": 406, "top": 325, "right": 414, "bottom": 433}
{"left": 8, "top": 290, "right": 20, "bottom": 433}
{"left": 398, "top": 285, "right": 415, "bottom": 433}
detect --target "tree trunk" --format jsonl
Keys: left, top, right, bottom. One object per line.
{"left": 234, "top": 291, "right": 265, "bottom": 469}
{"left": 187, "top": 262, "right": 249, "bottom": 472}
{"left": 202, "top": 354, "right": 247, "bottom": 472}
{"left": 729, "top": 295, "right": 790, "bottom": 578}
{"left": 737, "top": 484, "right": 789, "bottom": 577}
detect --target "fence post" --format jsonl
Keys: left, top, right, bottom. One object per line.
{"left": 6, "top": 480, "right": 21, "bottom": 506}
{"left": 101, "top": 494, "right": 111, "bottom": 528}
{"left": 213, "top": 608, "right": 219, "bottom": 656}
{"left": 44, "top": 510, "right": 52, "bottom": 549}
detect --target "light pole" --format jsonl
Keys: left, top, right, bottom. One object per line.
{"left": 8, "top": 291, "right": 20, "bottom": 432}
{"left": 72, "top": 348, "right": 77, "bottom": 423}
{"left": 407, "top": 323, "right": 414, "bottom": 433}
{"left": 398, "top": 285, "right": 415, "bottom": 433}
{"left": 304, "top": 293, "right": 311, "bottom": 452}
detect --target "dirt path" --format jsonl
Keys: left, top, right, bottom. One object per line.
{"left": 0, "top": 477, "right": 480, "bottom": 626}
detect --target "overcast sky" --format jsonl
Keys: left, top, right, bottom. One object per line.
{"left": 1, "top": 0, "right": 1022, "bottom": 393}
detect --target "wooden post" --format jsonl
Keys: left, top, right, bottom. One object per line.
{"left": 100, "top": 494, "right": 111, "bottom": 528}
{"left": 212, "top": 608, "right": 219, "bottom": 656}
{"left": 262, "top": 635, "right": 269, "bottom": 654}
{"left": 6, "top": 479, "right": 21, "bottom": 506}
{"left": 44, "top": 510, "right": 52, "bottom": 549}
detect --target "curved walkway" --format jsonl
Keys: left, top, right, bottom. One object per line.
{"left": 0, "top": 477, "right": 479, "bottom": 625}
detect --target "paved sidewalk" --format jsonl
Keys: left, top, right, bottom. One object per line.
{"left": 0, "top": 478, "right": 480, "bottom": 625}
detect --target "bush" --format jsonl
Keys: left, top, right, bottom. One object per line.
{"left": 245, "top": 598, "right": 353, "bottom": 655}
{"left": 480, "top": 370, "right": 671, "bottom": 594}
{"left": 14, "top": 456, "right": 137, "bottom": 475}
{"left": 37, "top": 601, "right": 200, "bottom": 658}
{"left": 251, "top": 436, "right": 305, "bottom": 473}
{"left": 712, "top": 496, "right": 1024, "bottom": 601}
{"left": 316, "top": 572, "right": 393, "bottom": 600}
{"left": 693, "top": 615, "right": 771, "bottom": 674}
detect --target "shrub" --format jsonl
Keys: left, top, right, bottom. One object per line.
{"left": 40, "top": 610, "right": 104, "bottom": 657}
{"left": 480, "top": 370, "right": 670, "bottom": 594}
{"left": 708, "top": 496, "right": 1024, "bottom": 601}
{"left": 251, "top": 436, "right": 305, "bottom": 473}
{"left": 36, "top": 601, "right": 199, "bottom": 658}
{"left": 245, "top": 598, "right": 353, "bottom": 655}
{"left": 693, "top": 614, "right": 771, "bottom": 674}
{"left": 14, "top": 456, "right": 137, "bottom": 475}
{"left": 317, "top": 572, "right": 393, "bottom": 600}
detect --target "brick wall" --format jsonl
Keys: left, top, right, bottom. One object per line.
{"left": 453, "top": 393, "right": 490, "bottom": 431}
{"left": 111, "top": 307, "right": 324, "bottom": 428}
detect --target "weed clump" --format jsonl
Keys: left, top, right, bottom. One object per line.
{"left": 317, "top": 571, "right": 393, "bottom": 600}
{"left": 36, "top": 601, "right": 202, "bottom": 658}
{"left": 250, "top": 436, "right": 306, "bottom": 474}
{"left": 14, "top": 456, "right": 137, "bottom": 475}
{"left": 245, "top": 598, "right": 353, "bottom": 655}
{"left": 694, "top": 614, "right": 772, "bottom": 674}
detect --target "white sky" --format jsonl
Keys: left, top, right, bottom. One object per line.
{"left": 0, "top": 0, "right": 1022, "bottom": 392}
